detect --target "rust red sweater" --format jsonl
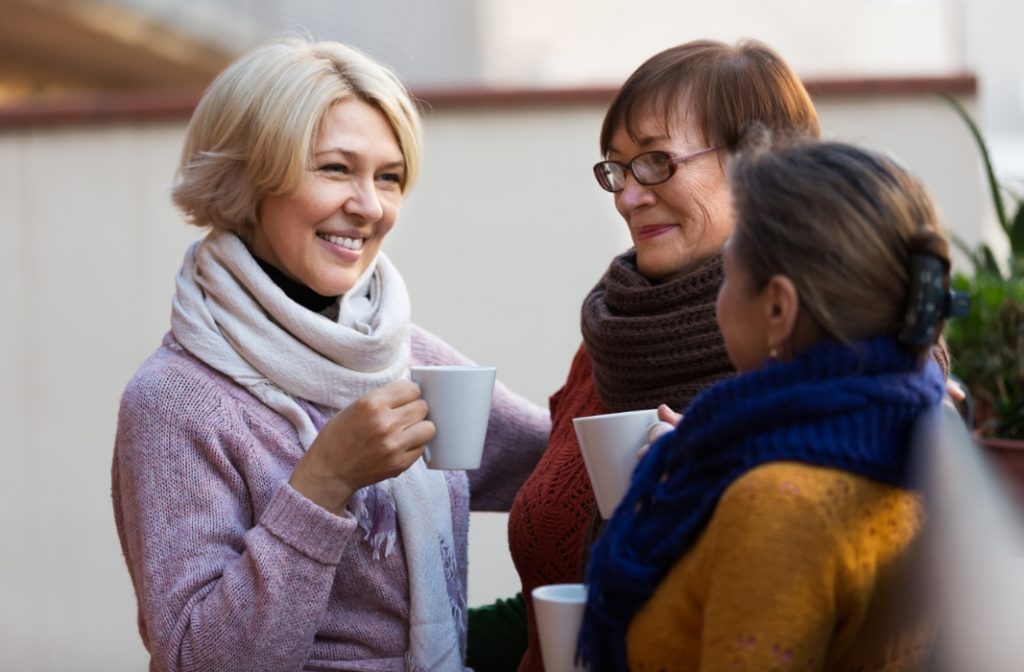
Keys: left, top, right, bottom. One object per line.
{"left": 507, "top": 344, "right": 608, "bottom": 672}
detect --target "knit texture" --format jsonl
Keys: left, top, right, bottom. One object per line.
{"left": 171, "top": 231, "right": 465, "bottom": 668}
{"left": 508, "top": 345, "right": 608, "bottom": 672}
{"left": 112, "top": 325, "right": 549, "bottom": 672}
{"left": 580, "top": 336, "right": 945, "bottom": 671}
{"left": 171, "top": 231, "right": 411, "bottom": 448}
{"left": 512, "top": 248, "right": 948, "bottom": 671}
{"left": 627, "top": 463, "right": 937, "bottom": 671}
{"left": 509, "top": 252, "right": 734, "bottom": 672}
{"left": 581, "top": 251, "right": 732, "bottom": 411}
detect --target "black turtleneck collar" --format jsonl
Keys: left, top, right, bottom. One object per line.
{"left": 254, "top": 257, "right": 337, "bottom": 313}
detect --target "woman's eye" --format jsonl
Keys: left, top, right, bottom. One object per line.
{"left": 320, "top": 163, "right": 349, "bottom": 174}
{"left": 378, "top": 173, "right": 402, "bottom": 185}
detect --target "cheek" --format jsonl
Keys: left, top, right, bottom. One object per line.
{"left": 716, "top": 282, "right": 736, "bottom": 331}
{"left": 696, "top": 187, "right": 733, "bottom": 242}
{"left": 716, "top": 286, "right": 755, "bottom": 369}
{"left": 250, "top": 198, "right": 292, "bottom": 260}
{"left": 377, "top": 198, "right": 402, "bottom": 236}
{"left": 715, "top": 290, "right": 736, "bottom": 343}
{"left": 613, "top": 193, "right": 630, "bottom": 220}
{"left": 262, "top": 190, "right": 315, "bottom": 229}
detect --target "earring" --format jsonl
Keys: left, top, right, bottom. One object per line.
{"left": 768, "top": 341, "right": 779, "bottom": 359}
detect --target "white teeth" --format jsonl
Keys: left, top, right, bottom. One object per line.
{"left": 319, "top": 233, "right": 364, "bottom": 250}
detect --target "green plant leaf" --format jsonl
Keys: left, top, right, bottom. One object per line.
{"left": 939, "top": 95, "right": 1024, "bottom": 438}
{"left": 945, "top": 274, "right": 1024, "bottom": 439}
{"left": 939, "top": 93, "right": 1010, "bottom": 231}
{"left": 979, "top": 245, "right": 1004, "bottom": 280}
{"left": 952, "top": 234, "right": 988, "bottom": 276}
{"left": 1011, "top": 199, "right": 1024, "bottom": 259}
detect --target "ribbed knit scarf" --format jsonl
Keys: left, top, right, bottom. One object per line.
{"left": 581, "top": 251, "right": 733, "bottom": 412}
{"left": 170, "top": 230, "right": 463, "bottom": 671}
{"left": 579, "top": 336, "right": 946, "bottom": 671}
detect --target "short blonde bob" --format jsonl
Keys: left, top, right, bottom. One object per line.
{"left": 172, "top": 38, "right": 423, "bottom": 236}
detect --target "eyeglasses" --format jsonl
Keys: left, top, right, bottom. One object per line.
{"left": 593, "top": 147, "right": 719, "bottom": 192}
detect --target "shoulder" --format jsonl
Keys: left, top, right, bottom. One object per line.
{"left": 549, "top": 343, "right": 599, "bottom": 413}
{"left": 571, "top": 342, "right": 595, "bottom": 378}
{"left": 724, "top": 463, "right": 919, "bottom": 509}
{"left": 711, "top": 462, "right": 922, "bottom": 552}
{"left": 117, "top": 336, "right": 292, "bottom": 445}
{"left": 123, "top": 338, "right": 241, "bottom": 416}
{"left": 410, "top": 323, "right": 474, "bottom": 367}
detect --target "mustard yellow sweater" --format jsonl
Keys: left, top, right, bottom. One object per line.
{"left": 626, "top": 462, "right": 935, "bottom": 671}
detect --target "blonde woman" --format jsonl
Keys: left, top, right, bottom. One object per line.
{"left": 582, "top": 136, "right": 963, "bottom": 670}
{"left": 112, "top": 39, "right": 548, "bottom": 671}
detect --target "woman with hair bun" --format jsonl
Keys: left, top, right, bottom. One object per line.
{"left": 581, "top": 135, "right": 963, "bottom": 671}
{"left": 501, "top": 38, "right": 822, "bottom": 672}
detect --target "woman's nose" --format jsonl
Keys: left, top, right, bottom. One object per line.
{"left": 344, "top": 179, "right": 384, "bottom": 221}
{"left": 615, "top": 172, "right": 656, "bottom": 214}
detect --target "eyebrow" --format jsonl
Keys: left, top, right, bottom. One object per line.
{"left": 314, "top": 147, "right": 405, "bottom": 170}
{"left": 633, "top": 134, "right": 669, "bottom": 147}
{"left": 607, "top": 134, "right": 670, "bottom": 157}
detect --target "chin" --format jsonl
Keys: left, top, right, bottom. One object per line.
{"left": 303, "top": 273, "right": 351, "bottom": 297}
{"left": 636, "top": 256, "right": 676, "bottom": 281}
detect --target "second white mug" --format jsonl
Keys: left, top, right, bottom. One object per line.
{"left": 573, "top": 408, "right": 661, "bottom": 518}
{"left": 532, "top": 583, "right": 589, "bottom": 672}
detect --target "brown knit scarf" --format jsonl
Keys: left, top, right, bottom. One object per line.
{"left": 581, "top": 250, "right": 734, "bottom": 413}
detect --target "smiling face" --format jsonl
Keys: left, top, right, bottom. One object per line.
{"left": 607, "top": 115, "right": 733, "bottom": 280}
{"left": 250, "top": 97, "right": 405, "bottom": 296}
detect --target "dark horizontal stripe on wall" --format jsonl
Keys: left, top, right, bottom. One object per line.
{"left": 0, "top": 74, "right": 977, "bottom": 128}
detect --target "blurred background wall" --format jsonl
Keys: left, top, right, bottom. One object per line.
{"left": 0, "top": 0, "right": 1020, "bottom": 669}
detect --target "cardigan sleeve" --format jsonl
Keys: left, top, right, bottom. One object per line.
{"left": 410, "top": 324, "right": 551, "bottom": 511}
{"left": 112, "top": 353, "right": 361, "bottom": 672}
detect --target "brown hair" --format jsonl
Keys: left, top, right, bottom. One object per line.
{"left": 599, "top": 39, "right": 820, "bottom": 156}
{"left": 728, "top": 132, "right": 951, "bottom": 357}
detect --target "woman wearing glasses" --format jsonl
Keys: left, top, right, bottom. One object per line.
{"left": 497, "top": 39, "right": 822, "bottom": 672}
{"left": 581, "top": 135, "right": 953, "bottom": 671}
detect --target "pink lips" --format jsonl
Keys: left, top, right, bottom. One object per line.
{"left": 317, "top": 235, "right": 360, "bottom": 262}
{"left": 635, "top": 224, "right": 676, "bottom": 241}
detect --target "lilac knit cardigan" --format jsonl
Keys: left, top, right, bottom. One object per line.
{"left": 112, "top": 324, "right": 550, "bottom": 672}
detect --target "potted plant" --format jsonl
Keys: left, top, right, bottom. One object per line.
{"left": 940, "top": 93, "right": 1024, "bottom": 494}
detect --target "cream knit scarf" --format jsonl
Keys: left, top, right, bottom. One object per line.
{"left": 171, "top": 230, "right": 463, "bottom": 671}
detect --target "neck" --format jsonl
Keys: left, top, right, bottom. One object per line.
{"left": 253, "top": 257, "right": 336, "bottom": 313}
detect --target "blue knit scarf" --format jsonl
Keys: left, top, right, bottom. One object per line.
{"left": 578, "top": 336, "right": 945, "bottom": 671}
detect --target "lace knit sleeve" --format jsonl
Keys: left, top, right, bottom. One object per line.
{"left": 410, "top": 324, "right": 551, "bottom": 511}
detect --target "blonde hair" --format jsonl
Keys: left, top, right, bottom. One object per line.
{"left": 729, "top": 133, "right": 951, "bottom": 357}
{"left": 172, "top": 38, "right": 423, "bottom": 236}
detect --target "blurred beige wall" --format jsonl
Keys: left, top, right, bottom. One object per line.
{"left": 0, "top": 90, "right": 987, "bottom": 669}
{"left": 478, "top": 0, "right": 959, "bottom": 84}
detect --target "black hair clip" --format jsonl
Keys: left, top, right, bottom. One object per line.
{"left": 897, "top": 253, "right": 971, "bottom": 348}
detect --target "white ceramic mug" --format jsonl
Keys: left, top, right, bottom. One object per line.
{"left": 409, "top": 365, "right": 496, "bottom": 470}
{"left": 532, "top": 583, "right": 589, "bottom": 672}
{"left": 573, "top": 408, "right": 661, "bottom": 518}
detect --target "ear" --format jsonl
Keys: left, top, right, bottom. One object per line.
{"left": 762, "top": 274, "right": 800, "bottom": 353}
